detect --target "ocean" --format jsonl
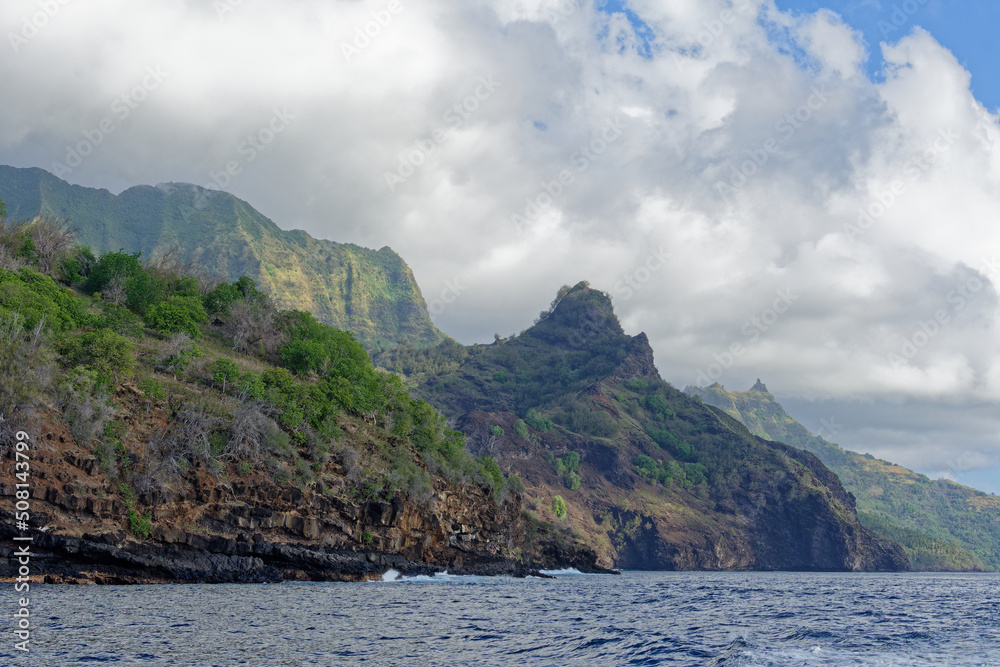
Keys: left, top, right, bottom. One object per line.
{"left": 5, "top": 571, "right": 998, "bottom": 666}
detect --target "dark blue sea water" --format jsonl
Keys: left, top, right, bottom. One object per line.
{"left": 4, "top": 571, "right": 998, "bottom": 666}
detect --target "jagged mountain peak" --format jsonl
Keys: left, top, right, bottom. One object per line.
{"left": 528, "top": 281, "right": 624, "bottom": 348}
{"left": 750, "top": 378, "right": 770, "bottom": 394}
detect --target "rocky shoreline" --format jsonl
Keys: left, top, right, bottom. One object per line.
{"left": 0, "top": 528, "right": 616, "bottom": 585}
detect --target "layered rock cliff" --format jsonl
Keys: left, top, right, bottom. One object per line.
{"left": 1, "top": 404, "right": 605, "bottom": 584}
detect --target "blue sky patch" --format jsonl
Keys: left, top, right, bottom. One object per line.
{"left": 774, "top": 0, "right": 1000, "bottom": 110}
{"left": 597, "top": 0, "right": 656, "bottom": 59}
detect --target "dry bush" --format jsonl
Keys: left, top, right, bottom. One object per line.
{"left": 224, "top": 401, "right": 284, "bottom": 462}
{"left": 229, "top": 293, "right": 282, "bottom": 354}
{"left": 144, "top": 246, "right": 226, "bottom": 295}
{"left": 102, "top": 273, "right": 128, "bottom": 305}
{"left": 163, "top": 405, "right": 217, "bottom": 463}
{"left": 28, "top": 216, "right": 77, "bottom": 277}
{"left": 64, "top": 390, "right": 115, "bottom": 448}
{"left": 133, "top": 432, "right": 188, "bottom": 496}
{"left": 0, "top": 313, "right": 54, "bottom": 455}
{"left": 0, "top": 244, "right": 25, "bottom": 272}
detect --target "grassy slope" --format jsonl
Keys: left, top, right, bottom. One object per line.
{"left": 685, "top": 382, "right": 1000, "bottom": 571}
{"left": 0, "top": 165, "right": 444, "bottom": 350}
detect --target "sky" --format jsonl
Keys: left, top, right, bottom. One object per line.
{"left": 1, "top": 0, "right": 999, "bottom": 493}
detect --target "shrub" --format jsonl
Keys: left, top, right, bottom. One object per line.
{"left": 507, "top": 475, "right": 525, "bottom": 495}
{"left": 139, "top": 376, "right": 166, "bottom": 412}
{"left": 210, "top": 358, "right": 240, "bottom": 393}
{"left": 84, "top": 250, "right": 143, "bottom": 295}
{"left": 0, "top": 311, "right": 53, "bottom": 443}
{"left": 514, "top": 419, "right": 529, "bottom": 438}
{"left": 643, "top": 393, "right": 674, "bottom": 420}
{"left": 488, "top": 424, "right": 504, "bottom": 437}
{"left": 158, "top": 333, "right": 201, "bottom": 378}
{"left": 58, "top": 328, "right": 136, "bottom": 385}
{"left": 0, "top": 267, "right": 91, "bottom": 333}
{"left": 58, "top": 369, "right": 115, "bottom": 448}
{"left": 128, "top": 508, "right": 153, "bottom": 539}
{"left": 478, "top": 455, "right": 504, "bottom": 489}
{"left": 565, "top": 471, "right": 582, "bottom": 490}
{"left": 100, "top": 303, "right": 143, "bottom": 338}
{"left": 144, "top": 295, "right": 208, "bottom": 339}
{"left": 524, "top": 408, "right": 552, "bottom": 432}
{"left": 552, "top": 495, "right": 568, "bottom": 520}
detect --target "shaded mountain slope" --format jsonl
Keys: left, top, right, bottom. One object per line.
{"left": 378, "top": 282, "right": 909, "bottom": 572}
{"left": 0, "top": 165, "right": 444, "bottom": 350}
{"left": 685, "top": 382, "right": 1000, "bottom": 571}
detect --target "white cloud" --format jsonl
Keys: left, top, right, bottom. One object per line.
{"left": 1, "top": 0, "right": 998, "bottom": 480}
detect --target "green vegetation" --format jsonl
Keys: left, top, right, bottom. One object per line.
{"left": 551, "top": 495, "right": 568, "bottom": 520}
{"left": 545, "top": 451, "right": 582, "bottom": 490}
{"left": 688, "top": 382, "right": 1000, "bottom": 570}
{"left": 379, "top": 282, "right": 897, "bottom": 571}
{"left": 0, "top": 211, "right": 510, "bottom": 542}
{"left": 0, "top": 165, "right": 445, "bottom": 350}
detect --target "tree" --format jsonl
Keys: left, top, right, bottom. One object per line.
{"left": 210, "top": 358, "right": 240, "bottom": 393}
{"left": 27, "top": 216, "right": 76, "bottom": 278}
{"left": 552, "top": 495, "right": 568, "bottom": 520}
{"left": 144, "top": 296, "right": 208, "bottom": 339}
{"left": 58, "top": 329, "right": 136, "bottom": 385}
{"left": 158, "top": 333, "right": 201, "bottom": 378}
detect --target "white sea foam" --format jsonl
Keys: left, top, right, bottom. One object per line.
{"left": 380, "top": 568, "right": 401, "bottom": 582}
{"left": 538, "top": 567, "right": 588, "bottom": 576}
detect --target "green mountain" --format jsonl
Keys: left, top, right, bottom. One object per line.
{"left": 0, "top": 165, "right": 444, "bottom": 350}
{"left": 377, "top": 282, "right": 909, "bottom": 572}
{"left": 685, "top": 381, "right": 1000, "bottom": 571}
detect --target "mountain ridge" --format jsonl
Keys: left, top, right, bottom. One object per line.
{"left": 0, "top": 165, "right": 445, "bottom": 351}
{"left": 379, "top": 283, "right": 909, "bottom": 572}
{"left": 685, "top": 381, "right": 1000, "bottom": 571}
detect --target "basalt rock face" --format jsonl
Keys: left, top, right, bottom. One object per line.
{"left": 0, "top": 416, "right": 604, "bottom": 584}
{"left": 383, "top": 283, "right": 910, "bottom": 572}
{"left": 686, "top": 381, "right": 1000, "bottom": 571}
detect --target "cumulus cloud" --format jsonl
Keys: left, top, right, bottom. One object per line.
{"left": 1, "top": 0, "right": 998, "bottom": 483}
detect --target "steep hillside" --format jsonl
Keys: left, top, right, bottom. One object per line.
{"left": 686, "top": 382, "right": 1000, "bottom": 571}
{"left": 0, "top": 165, "right": 444, "bottom": 350}
{"left": 378, "top": 283, "right": 909, "bottom": 572}
{"left": 0, "top": 225, "right": 602, "bottom": 583}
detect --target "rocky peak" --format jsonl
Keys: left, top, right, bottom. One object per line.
{"left": 750, "top": 378, "right": 770, "bottom": 394}
{"left": 531, "top": 282, "right": 624, "bottom": 348}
